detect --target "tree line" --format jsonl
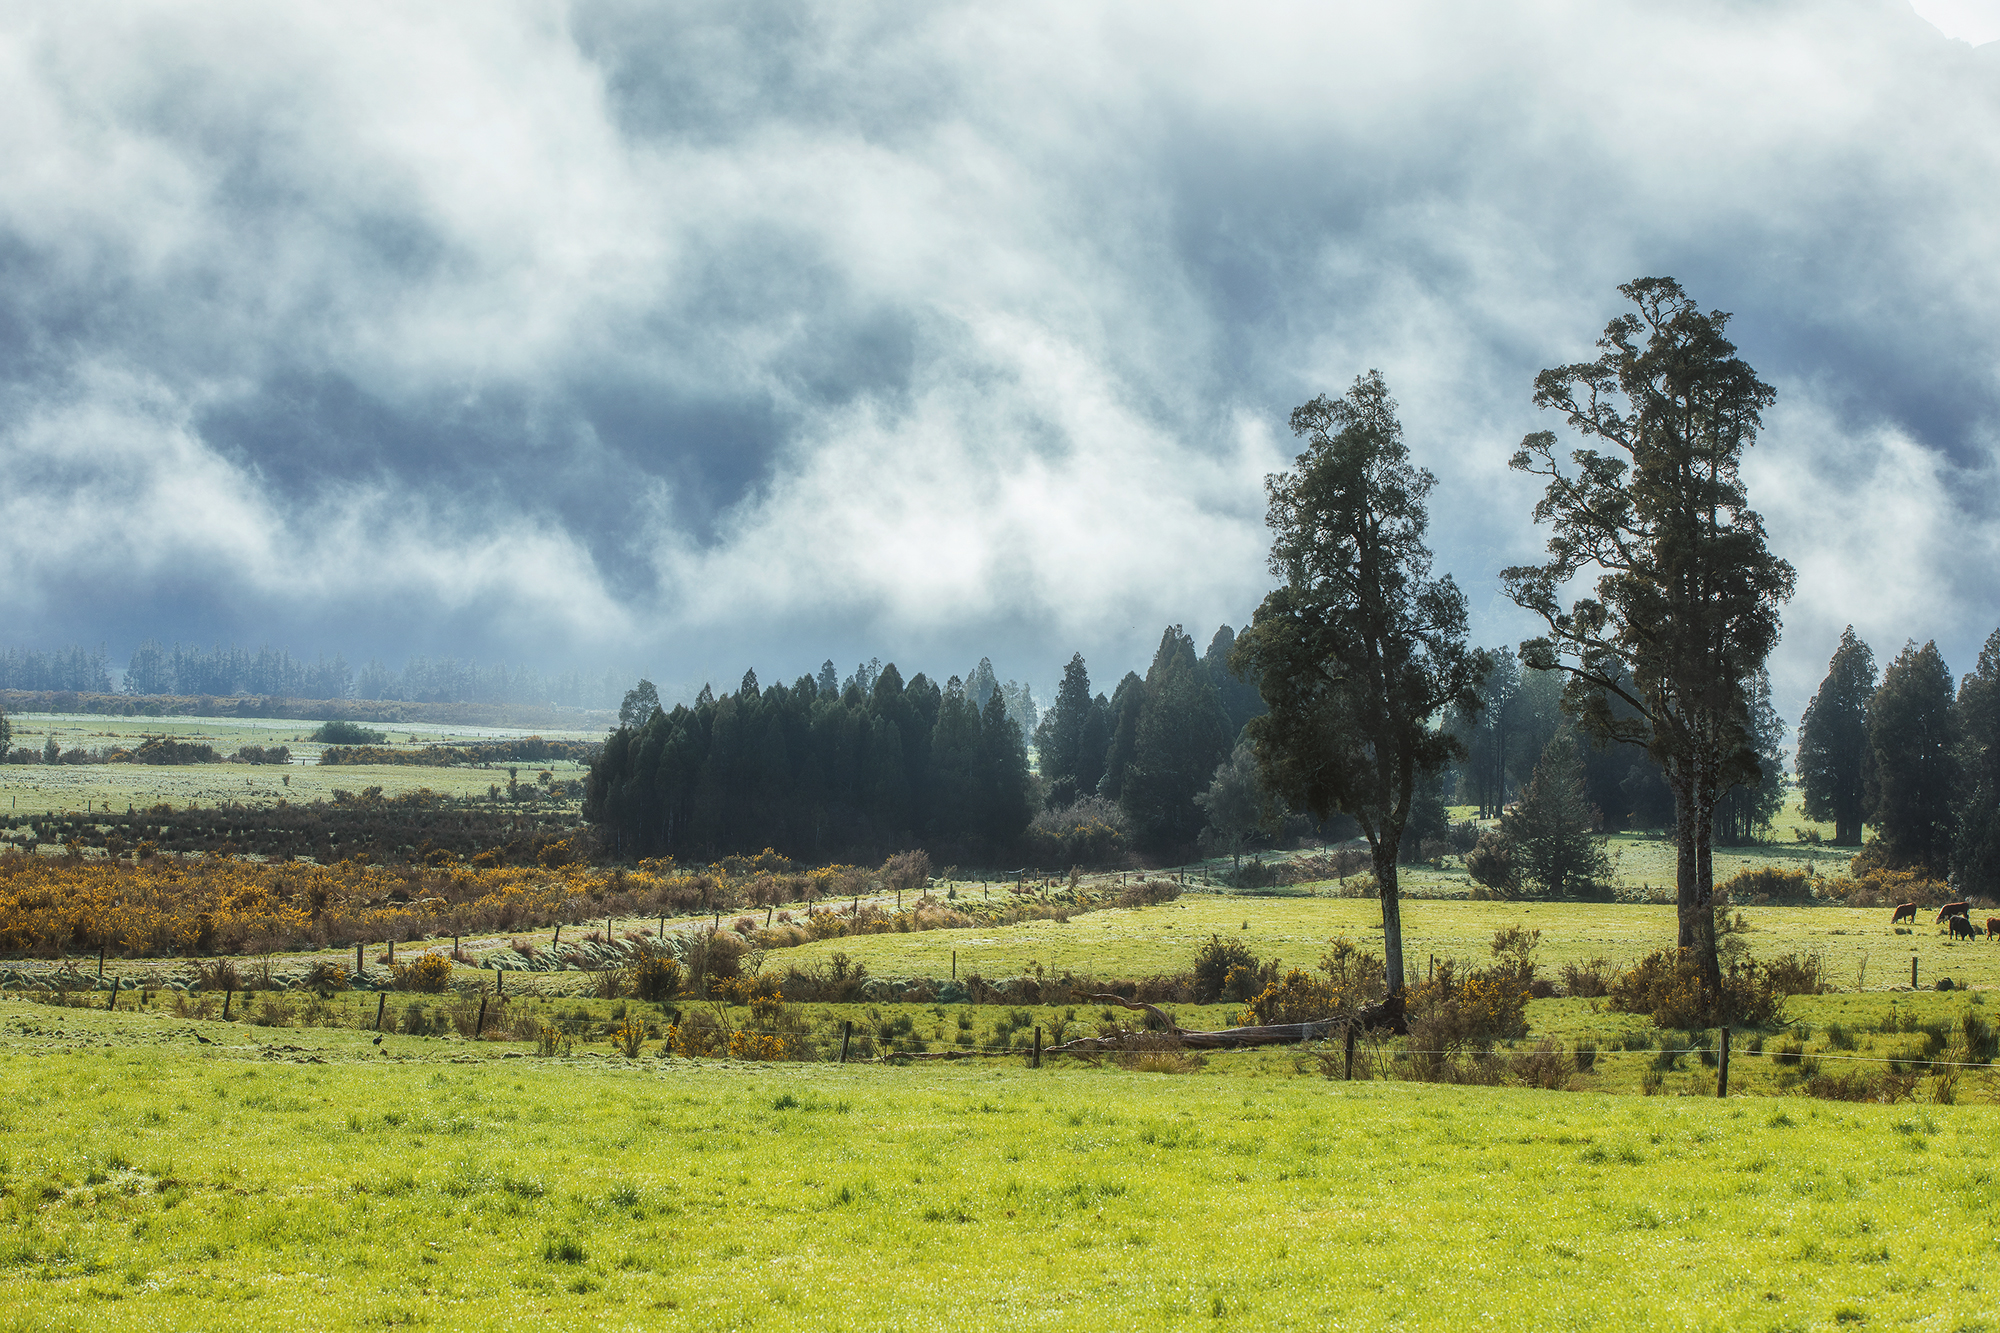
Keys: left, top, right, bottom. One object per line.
{"left": 1796, "top": 628, "right": 2000, "bottom": 897}
{"left": 2, "top": 639, "right": 633, "bottom": 709}
{"left": 585, "top": 631, "right": 1271, "bottom": 865}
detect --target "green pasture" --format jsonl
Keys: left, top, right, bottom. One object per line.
{"left": 4, "top": 999, "right": 2000, "bottom": 1331}
{"left": 772, "top": 894, "right": 1995, "bottom": 991}
{"left": 0, "top": 712, "right": 597, "bottom": 817}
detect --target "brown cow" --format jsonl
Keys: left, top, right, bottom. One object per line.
{"left": 1937, "top": 902, "right": 1971, "bottom": 924}
{"left": 1892, "top": 902, "right": 1918, "bottom": 924}
{"left": 1987, "top": 918, "right": 2000, "bottom": 940}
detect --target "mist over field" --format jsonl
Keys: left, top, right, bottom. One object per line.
{"left": 2, "top": 0, "right": 1997, "bottom": 717}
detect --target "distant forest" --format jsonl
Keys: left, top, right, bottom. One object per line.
{"left": 586, "top": 628, "right": 1265, "bottom": 864}
{"left": 0, "top": 642, "right": 629, "bottom": 709}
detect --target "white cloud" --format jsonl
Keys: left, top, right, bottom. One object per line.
{"left": 0, "top": 0, "right": 1996, "bottom": 716}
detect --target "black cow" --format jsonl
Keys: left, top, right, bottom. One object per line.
{"left": 1949, "top": 915, "right": 1980, "bottom": 941}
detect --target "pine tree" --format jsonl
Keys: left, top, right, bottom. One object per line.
{"left": 978, "top": 687, "right": 1032, "bottom": 849}
{"left": 1867, "top": 640, "right": 1957, "bottom": 877}
{"left": 1120, "top": 628, "right": 1233, "bottom": 852}
{"left": 1954, "top": 629, "right": 2000, "bottom": 897}
{"left": 1099, "top": 673, "right": 1145, "bottom": 799}
{"left": 1797, "top": 627, "right": 1876, "bottom": 845}
{"left": 1034, "top": 653, "right": 1094, "bottom": 792}
{"left": 1500, "top": 734, "right": 1611, "bottom": 898}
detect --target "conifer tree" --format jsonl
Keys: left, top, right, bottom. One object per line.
{"left": 1954, "top": 629, "right": 2000, "bottom": 898}
{"left": 1500, "top": 734, "right": 1611, "bottom": 898}
{"left": 1867, "top": 640, "right": 1957, "bottom": 877}
{"left": 1796, "top": 627, "right": 1876, "bottom": 845}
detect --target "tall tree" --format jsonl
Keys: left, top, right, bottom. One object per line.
{"left": 619, "top": 679, "right": 663, "bottom": 729}
{"left": 1099, "top": 672, "right": 1145, "bottom": 799}
{"left": 1866, "top": 640, "right": 1957, "bottom": 877}
{"left": 1713, "top": 668, "right": 1786, "bottom": 845}
{"left": 1201, "top": 626, "right": 1267, "bottom": 736}
{"left": 1502, "top": 278, "right": 1794, "bottom": 1011}
{"left": 1033, "top": 653, "right": 1094, "bottom": 799}
{"left": 1075, "top": 695, "right": 1110, "bottom": 798}
{"left": 978, "top": 687, "right": 1033, "bottom": 849}
{"left": 1796, "top": 627, "right": 1876, "bottom": 845}
{"left": 1234, "top": 371, "right": 1488, "bottom": 1004}
{"left": 1120, "top": 627, "right": 1232, "bottom": 852}
{"left": 1954, "top": 629, "right": 2000, "bottom": 898}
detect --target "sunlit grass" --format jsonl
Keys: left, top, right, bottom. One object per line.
{"left": 2, "top": 1005, "right": 1998, "bottom": 1329}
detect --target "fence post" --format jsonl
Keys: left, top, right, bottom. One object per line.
{"left": 1344, "top": 1022, "right": 1356, "bottom": 1081}
{"left": 952, "top": 951, "right": 957, "bottom": 981}
{"left": 475, "top": 996, "right": 487, "bottom": 1037}
{"left": 1913, "top": 955, "right": 1919, "bottom": 988}
{"left": 375, "top": 992, "right": 386, "bottom": 1032}
{"left": 387, "top": 939, "right": 394, "bottom": 967}
{"left": 106, "top": 977, "right": 118, "bottom": 1012}
{"left": 839, "top": 1021, "right": 852, "bottom": 1064}
{"left": 99, "top": 945, "right": 105, "bottom": 979}
{"left": 222, "top": 987, "right": 232, "bottom": 1021}
{"left": 1717, "top": 1026, "right": 1730, "bottom": 1098}
{"left": 356, "top": 941, "right": 363, "bottom": 975}
{"left": 1033, "top": 1026, "right": 1042, "bottom": 1069}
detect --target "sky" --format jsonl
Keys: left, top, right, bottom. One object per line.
{"left": 2, "top": 0, "right": 1997, "bottom": 730}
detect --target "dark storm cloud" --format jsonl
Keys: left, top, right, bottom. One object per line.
{"left": 1, "top": 0, "right": 1997, "bottom": 723}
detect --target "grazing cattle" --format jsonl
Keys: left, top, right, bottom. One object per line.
{"left": 1987, "top": 918, "right": 2000, "bottom": 939}
{"left": 1949, "top": 915, "right": 1980, "bottom": 941}
{"left": 1937, "top": 902, "right": 1971, "bottom": 924}
{"left": 1892, "top": 902, "right": 1919, "bottom": 924}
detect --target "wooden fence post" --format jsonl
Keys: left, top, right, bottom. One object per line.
{"left": 375, "top": 992, "right": 386, "bottom": 1032}
{"left": 1912, "top": 955, "right": 1919, "bottom": 988}
{"left": 952, "top": 951, "right": 957, "bottom": 981}
{"left": 1717, "top": 1026, "right": 1730, "bottom": 1098}
{"left": 222, "top": 987, "right": 232, "bottom": 1021}
{"left": 1344, "top": 1022, "right": 1356, "bottom": 1081}
{"left": 839, "top": 1021, "right": 852, "bottom": 1064}
{"left": 106, "top": 977, "right": 118, "bottom": 1012}
{"left": 1033, "top": 1026, "right": 1042, "bottom": 1069}
{"left": 475, "top": 996, "right": 488, "bottom": 1037}
{"left": 98, "top": 945, "right": 105, "bottom": 979}
{"left": 356, "top": 941, "right": 363, "bottom": 975}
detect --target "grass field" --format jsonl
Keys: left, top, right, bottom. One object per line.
{"left": 4, "top": 998, "right": 2000, "bottom": 1330}
{"left": 0, "top": 713, "right": 598, "bottom": 817}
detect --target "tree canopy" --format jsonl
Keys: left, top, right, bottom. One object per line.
{"left": 1866, "top": 640, "right": 1957, "bottom": 878}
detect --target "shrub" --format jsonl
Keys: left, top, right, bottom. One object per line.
{"left": 1402, "top": 959, "right": 1529, "bottom": 1083}
{"left": 1511, "top": 1037, "right": 1574, "bottom": 1089}
{"left": 303, "top": 961, "right": 349, "bottom": 995}
{"left": 1820, "top": 864, "right": 1952, "bottom": 909}
{"left": 1248, "top": 969, "right": 1336, "bottom": 1025}
{"left": 1607, "top": 948, "right": 1790, "bottom": 1029}
{"left": 1319, "top": 937, "right": 1387, "bottom": 1012}
{"left": 666, "top": 1009, "right": 730, "bottom": 1057}
{"left": 631, "top": 948, "right": 683, "bottom": 1002}
{"left": 1192, "top": 935, "right": 1260, "bottom": 1003}
{"left": 1717, "top": 866, "right": 1817, "bottom": 905}
{"left": 195, "top": 959, "right": 242, "bottom": 992}
{"left": 1119, "top": 878, "right": 1182, "bottom": 907}
{"left": 1464, "top": 828, "right": 1515, "bottom": 894}
{"left": 1559, "top": 957, "right": 1612, "bottom": 998}
{"left": 311, "top": 720, "right": 388, "bottom": 746}
{"left": 881, "top": 850, "right": 931, "bottom": 896}
{"left": 1573, "top": 1039, "right": 1598, "bottom": 1072}
{"left": 1021, "top": 798, "right": 1131, "bottom": 868}
{"left": 392, "top": 954, "right": 453, "bottom": 993}
{"left": 609, "top": 1017, "right": 647, "bottom": 1058}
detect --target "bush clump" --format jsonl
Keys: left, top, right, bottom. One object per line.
{"left": 392, "top": 953, "right": 453, "bottom": 993}
{"left": 311, "top": 720, "right": 389, "bottom": 746}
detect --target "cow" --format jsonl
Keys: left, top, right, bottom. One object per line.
{"left": 1937, "top": 902, "right": 1972, "bottom": 924}
{"left": 1987, "top": 918, "right": 2000, "bottom": 940}
{"left": 1892, "top": 902, "right": 1919, "bottom": 924}
{"left": 1949, "top": 915, "right": 1980, "bottom": 941}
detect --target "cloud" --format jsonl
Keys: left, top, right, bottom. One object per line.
{"left": 0, "top": 0, "right": 1997, "bottom": 722}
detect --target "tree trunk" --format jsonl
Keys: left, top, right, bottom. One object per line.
{"left": 1673, "top": 778, "right": 1698, "bottom": 951}
{"left": 1376, "top": 844, "right": 1405, "bottom": 995}
{"left": 1691, "top": 782, "right": 1723, "bottom": 1010}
